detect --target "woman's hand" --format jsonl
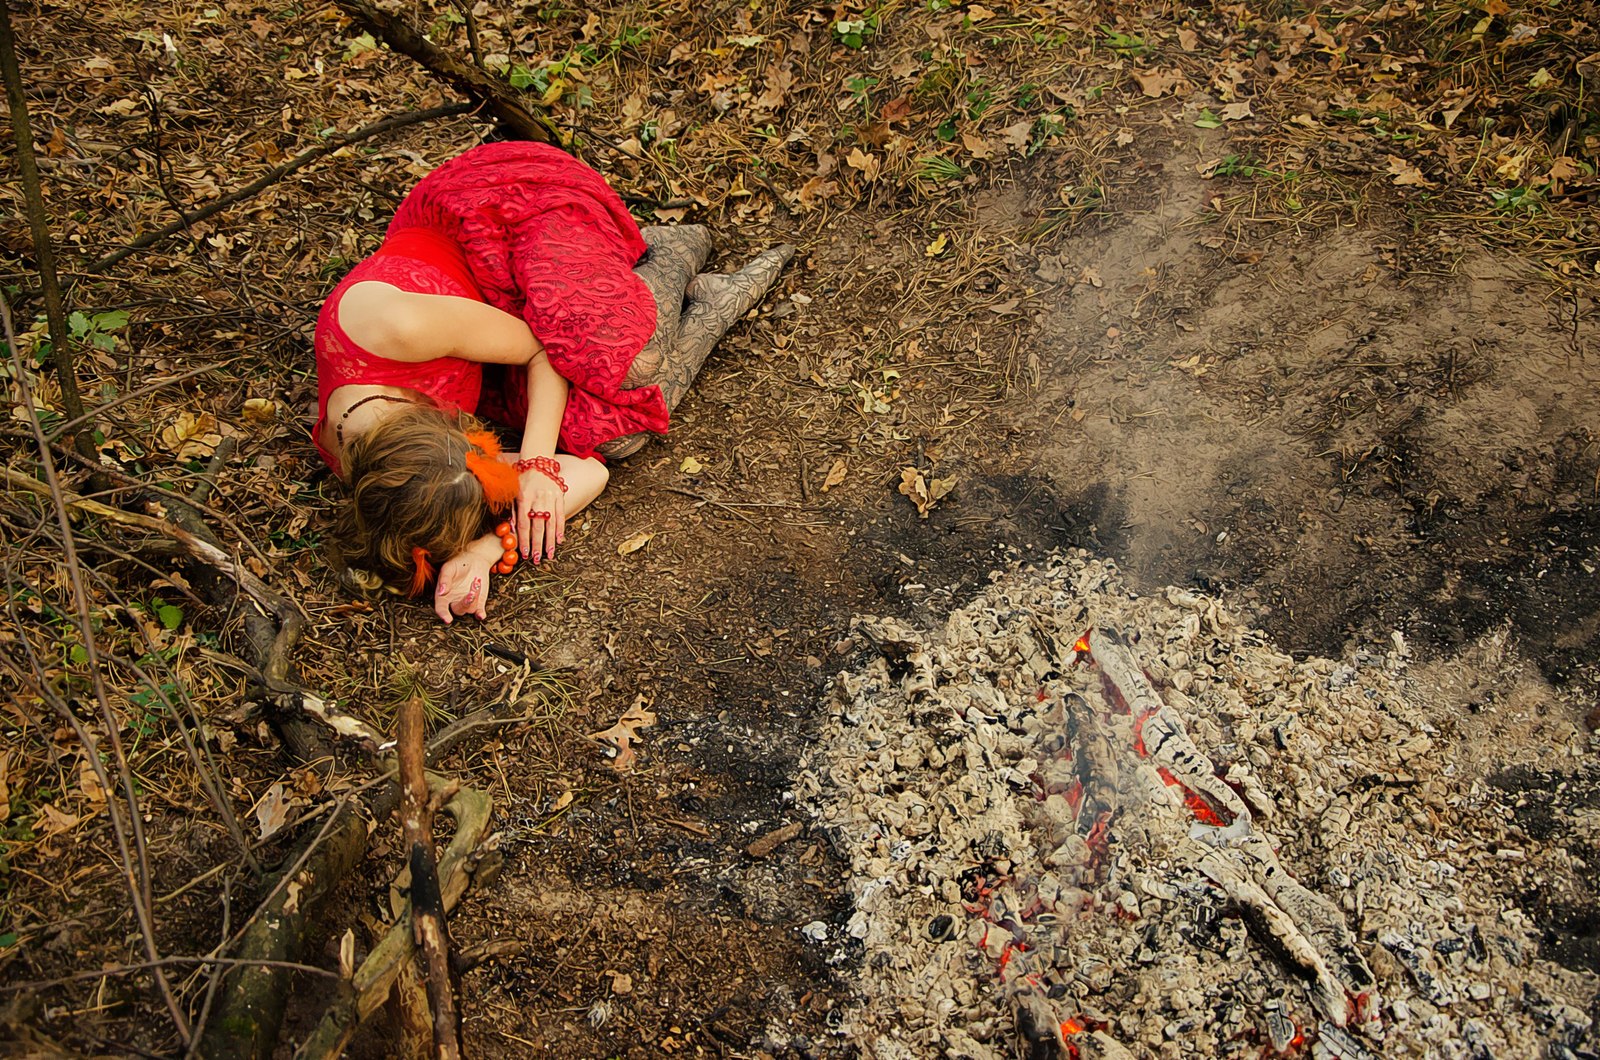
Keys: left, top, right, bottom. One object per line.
{"left": 516, "top": 459, "right": 567, "bottom": 563}
{"left": 432, "top": 536, "right": 501, "bottom": 624}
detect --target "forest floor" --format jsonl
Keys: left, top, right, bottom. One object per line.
{"left": 1, "top": 0, "right": 1598, "bottom": 1057}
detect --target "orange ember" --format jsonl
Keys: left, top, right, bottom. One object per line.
{"left": 1060, "top": 1018, "right": 1084, "bottom": 1036}
{"left": 1156, "top": 767, "right": 1231, "bottom": 827}
{"left": 1072, "top": 632, "right": 1093, "bottom": 655}
{"left": 1132, "top": 709, "right": 1160, "bottom": 757}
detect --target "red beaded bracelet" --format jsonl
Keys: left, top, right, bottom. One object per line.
{"left": 493, "top": 521, "right": 519, "bottom": 575}
{"left": 513, "top": 455, "right": 568, "bottom": 493}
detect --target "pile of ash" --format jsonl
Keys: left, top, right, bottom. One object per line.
{"left": 794, "top": 552, "right": 1597, "bottom": 1059}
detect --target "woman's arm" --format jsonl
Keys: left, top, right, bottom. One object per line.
{"left": 433, "top": 456, "right": 609, "bottom": 624}
{"left": 336, "top": 281, "right": 544, "bottom": 365}
{"left": 515, "top": 353, "right": 572, "bottom": 562}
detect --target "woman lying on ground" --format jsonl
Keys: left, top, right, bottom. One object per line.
{"left": 314, "top": 141, "right": 792, "bottom": 624}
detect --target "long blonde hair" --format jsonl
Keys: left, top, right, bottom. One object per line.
{"left": 333, "top": 404, "right": 495, "bottom": 596}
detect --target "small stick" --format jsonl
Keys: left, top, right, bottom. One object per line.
{"left": 88, "top": 103, "right": 473, "bottom": 273}
{"left": 397, "top": 695, "right": 462, "bottom": 1059}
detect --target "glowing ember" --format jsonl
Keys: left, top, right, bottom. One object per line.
{"left": 1060, "top": 1018, "right": 1083, "bottom": 1036}
{"left": 1132, "top": 708, "right": 1160, "bottom": 757}
{"left": 1072, "top": 631, "right": 1092, "bottom": 655}
{"left": 1156, "top": 766, "right": 1233, "bottom": 827}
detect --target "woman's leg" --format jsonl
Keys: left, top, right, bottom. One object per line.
{"left": 626, "top": 225, "right": 713, "bottom": 387}
{"left": 601, "top": 243, "right": 795, "bottom": 459}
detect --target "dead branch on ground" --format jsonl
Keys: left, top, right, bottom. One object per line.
{"left": 331, "top": 0, "right": 559, "bottom": 145}
{"left": 399, "top": 694, "right": 464, "bottom": 1059}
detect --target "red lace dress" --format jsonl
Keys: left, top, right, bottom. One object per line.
{"left": 313, "top": 142, "right": 663, "bottom": 472}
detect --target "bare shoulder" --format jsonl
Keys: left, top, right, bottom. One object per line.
{"left": 335, "top": 281, "right": 412, "bottom": 358}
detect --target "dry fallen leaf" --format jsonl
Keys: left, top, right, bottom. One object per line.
{"left": 160, "top": 411, "right": 223, "bottom": 459}
{"left": 961, "top": 129, "right": 994, "bottom": 160}
{"left": 38, "top": 802, "right": 81, "bottom": 839}
{"left": 1386, "top": 154, "right": 1435, "bottom": 188}
{"left": 617, "top": 530, "right": 654, "bottom": 555}
{"left": 898, "top": 467, "right": 956, "bottom": 518}
{"left": 1131, "top": 68, "right": 1186, "bottom": 98}
{"left": 241, "top": 397, "right": 277, "bottom": 425}
{"left": 925, "top": 232, "right": 949, "bottom": 258}
{"left": 680, "top": 456, "right": 704, "bottom": 475}
{"left": 821, "top": 458, "right": 848, "bottom": 492}
{"left": 255, "top": 781, "right": 289, "bottom": 840}
{"left": 845, "top": 146, "right": 881, "bottom": 182}
{"left": 0, "top": 752, "right": 9, "bottom": 825}
{"left": 590, "top": 698, "right": 658, "bottom": 771}
{"left": 1001, "top": 121, "right": 1033, "bottom": 151}
{"left": 77, "top": 757, "right": 106, "bottom": 806}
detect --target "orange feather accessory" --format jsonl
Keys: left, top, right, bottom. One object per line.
{"left": 464, "top": 430, "right": 519, "bottom": 512}
{"left": 408, "top": 546, "right": 435, "bottom": 598}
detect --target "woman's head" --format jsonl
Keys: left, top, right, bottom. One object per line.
{"left": 334, "top": 404, "right": 507, "bottom": 596}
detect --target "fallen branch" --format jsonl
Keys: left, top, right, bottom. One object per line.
{"left": 87, "top": 102, "right": 473, "bottom": 274}
{"left": 194, "top": 800, "right": 372, "bottom": 1060}
{"left": 398, "top": 694, "right": 463, "bottom": 1059}
{"left": 295, "top": 782, "right": 492, "bottom": 1059}
{"left": 331, "top": 0, "right": 558, "bottom": 145}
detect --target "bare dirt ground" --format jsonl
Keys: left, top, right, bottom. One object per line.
{"left": 1, "top": 0, "right": 1597, "bottom": 1056}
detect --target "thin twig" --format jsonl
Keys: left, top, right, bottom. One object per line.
{"left": 0, "top": 294, "right": 191, "bottom": 1044}
{"left": 449, "top": 0, "right": 484, "bottom": 70}
{"left": 87, "top": 103, "right": 473, "bottom": 274}
{"left": 43, "top": 360, "right": 235, "bottom": 443}
{"left": 2, "top": 955, "right": 343, "bottom": 993}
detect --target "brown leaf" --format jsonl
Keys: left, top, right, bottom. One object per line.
{"left": 961, "top": 130, "right": 995, "bottom": 160}
{"left": 845, "top": 147, "right": 881, "bottom": 182}
{"left": 0, "top": 752, "right": 10, "bottom": 824}
{"left": 1131, "top": 68, "right": 1186, "bottom": 98}
{"left": 880, "top": 95, "right": 912, "bottom": 124}
{"left": 39, "top": 802, "right": 81, "bottom": 838}
{"left": 898, "top": 468, "right": 956, "bottom": 518}
{"left": 160, "top": 411, "right": 222, "bottom": 459}
{"left": 590, "top": 698, "right": 658, "bottom": 772}
{"left": 821, "top": 459, "right": 848, "bottom": 492}
{"left": 255, "top": 782, "right": 289, "bottom": 840}
{"left": 617, "top": 530, "right": 654, "bottom": 555}
{"left": 77, "top": 757, "right": 106, "bottom": 806}
{"left": 1386, "top": 154, "right": 1435, "bottom": 188}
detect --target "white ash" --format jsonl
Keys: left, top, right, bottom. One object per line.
{"left": 794, "top": 551, "right": 1598, "bottom": 1059}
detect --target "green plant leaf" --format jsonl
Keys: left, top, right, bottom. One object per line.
{"left": 157, "top": 604, "right": 184, "bottom": 630}
{"left": 1194, "top": 109, "right": 1223, "bottom": 129}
